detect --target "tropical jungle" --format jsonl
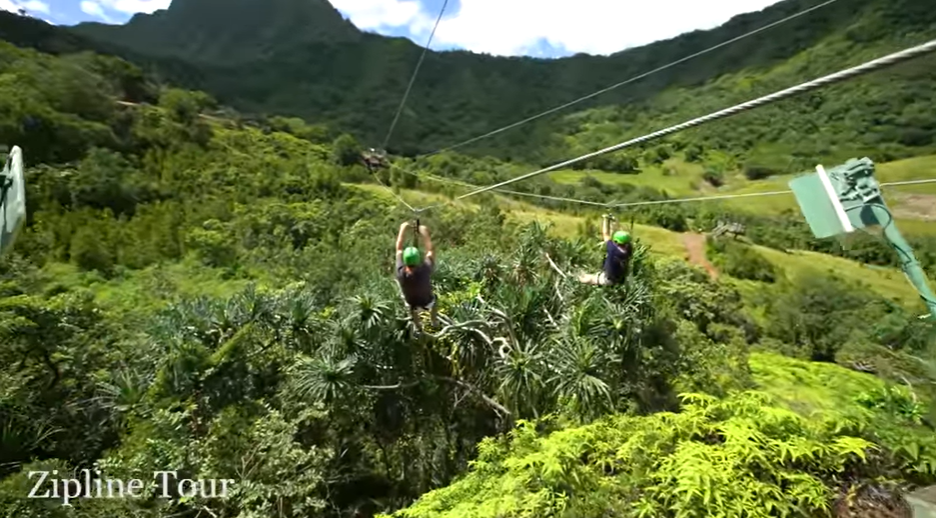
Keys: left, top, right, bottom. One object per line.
{"left": 0, "top": 0, "right": 935, "bottom": 516}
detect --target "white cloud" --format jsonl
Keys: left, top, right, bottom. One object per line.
{"left": 0, "top": 0, "right": 53, "bottom": 22}
{"left": 0, "top": 0, "right": 46, "bottom": 14}
{"left": 21, "top": 0, "right": 48, "bottom": 13}
{"left": 96, "top": 0, "right": 171, "bottom": 14}
{"left": 78, "top": 0, "right": 169, "bottom": 23}
{"left": 80, "top": 0, "right": 108, "bottom": 18}
{"left": 333, "top": 0, "right": 784, "bottom": 56}
{"left": 331, "top": 0, "right": 424, "bottom": 29}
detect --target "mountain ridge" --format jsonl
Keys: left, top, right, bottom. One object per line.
{"left": 72, "top": 0, "right": 362, "bottom": 64}
{"left": 1, "top": 0, "right": 933, "bottom": 163}
{"left": 62, "top": 0, "right": 883, "bottom": 154}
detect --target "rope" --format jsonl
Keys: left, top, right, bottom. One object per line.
{"left": 381, "top": 0, "right": 450, "bottom": 150}
{"left": 611, "top": 189, "right": 794, "bottom": 208}
{"left": 877, "top": 178, "right": 936, "bottom": 187}
{"left": 424, "top": 0, "right": 841, "bottom": 157}
{"left": 610, "top": 178, "right": 936, "bottom": 208}
{"left": 446, "top": 39, "right": 936, "bottom": 204}
{"left": 371, "top": 167, "right": 417, "bottom": 212}
{"left": 396, "top": 153, "right": 936, "bottom": 210}
{"left": 388, "top": 160, "right": 609, "bottom": 206}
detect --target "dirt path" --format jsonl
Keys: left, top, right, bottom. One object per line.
{"left": 888, "top": 192, "right": 936, "bottom": 221}
{"left": 682, "top": 233, "right": 719, "bottom": 280}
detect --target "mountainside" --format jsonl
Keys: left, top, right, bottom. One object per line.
{"left": 63, "top": 0, "right": 936, "bottom": 159}
{"left": 72, "top": 0, "right": 361, "bottom": 64}
{"left": 0, "top": 10, "right": 210, "bottom": 95}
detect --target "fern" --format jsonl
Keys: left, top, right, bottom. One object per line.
{"left": 389, "top": 370, "right": 935, "bottom": 518}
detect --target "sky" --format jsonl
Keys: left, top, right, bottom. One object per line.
{"left": 1, "top": 0, "right": 784, "bottom": 58}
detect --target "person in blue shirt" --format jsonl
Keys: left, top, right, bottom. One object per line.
{"left": 578, "top": 214, "right": 632, "bottom": 286}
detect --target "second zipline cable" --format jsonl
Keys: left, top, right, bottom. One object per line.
{"left": 447, "top": 39, "right": 936, "bottom": 204}
{"left": 422, "top": 0, "right": 842, "bottom": 157}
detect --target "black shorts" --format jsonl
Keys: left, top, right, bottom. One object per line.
{"left": 404, "top": 294, "right": 436, "bottom": 311}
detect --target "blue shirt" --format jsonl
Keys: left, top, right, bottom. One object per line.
{"left": 602, "top": 240, "right": 631, "bottom": 284}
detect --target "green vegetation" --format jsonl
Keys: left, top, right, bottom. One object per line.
{"left": 707, "top": 237, "right": 778, "bottom": 283}
{"left": 383, "top": 357, "right": 935, "bottom": 518}
{"left": 0, "top": 2, "right": 935, "bottom": 516}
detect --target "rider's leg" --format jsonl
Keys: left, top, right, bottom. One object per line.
{"left": 410, "top": 306, "right": 423, "bottom": 332}
{"left": 577, "top": 271, "right": 602, "bottom": 285}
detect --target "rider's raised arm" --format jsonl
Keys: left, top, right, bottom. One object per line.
{"left": 419, "top": 224, "right": 434, "bottom": 262}
{"left": 396, "top": 222, "right": 409, "bottom": 254}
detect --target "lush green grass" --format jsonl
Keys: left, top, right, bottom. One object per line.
{"left": 547, "top": 158, "right": 708, "bottom": 197}
{"left": 755, "top": 245, "right": 922, "bottom": 307}
{"left": 549, "top": 154, "right": 936, "bottom": 234}
{"left": 350, "top": 183, "right": 449, "bottom": 208}
{"left": 38, "top": 258, "right": 253, "bottom": 316}
{"left": 750, "top": 351, "right": 887, "bottom": 416}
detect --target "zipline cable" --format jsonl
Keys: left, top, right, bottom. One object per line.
{"left": 439, "top": 39, "right": 936, "bottom": 206}
{"left": 388, "top": 157, "right": 936, "bottom": 210}
{"left": 387, "top": 161, "right": 610, "bottom": 207}
{"left": 381, "top": 0, "right": 450, "bottom": 150}
{"left": 379, "top": 0, "right": 841, "bottom": 210}
{"left": 422, "top": 0, "right": 841, "bottom": 157}
{"left": 610, "top": 178, "right": 936, "bottom": 208}
{"left": 372, "top": 166, "right": 417, "bottom": 211}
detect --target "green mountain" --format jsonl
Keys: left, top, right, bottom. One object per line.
{"left": 64, "top": 0, "right": 936, "bottom": 160}
{"left": 72, "top": 0, "right": 361, "bottom": 64}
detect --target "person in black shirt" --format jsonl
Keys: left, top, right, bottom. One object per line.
{"left": 395, "top": 221, "right": 438, "bottom": 331}
{"left": 578, "top": 214, "right": 632, "bottom": 286}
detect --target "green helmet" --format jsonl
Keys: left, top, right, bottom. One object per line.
{"left": 402, "top": 246, "right": 421, "bottom": 266}
{"left": 612, "top": 230, "right": 631, "bottom": 245}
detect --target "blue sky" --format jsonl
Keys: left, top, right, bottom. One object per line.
{"left": 2, "top": 0, "right": 784, "bottom": 58}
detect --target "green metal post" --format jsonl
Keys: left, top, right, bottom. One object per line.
{"left": 790, "top": 157, "right": 936, "bottom": 320}
{"left": 834, "top": 158, "right": 936, "bottom": 320}
{"left": 0, "top": 145, "right": 25, "bottom": 257}
{"left": 870, "top": 203, "right": 936, "bottom": 318}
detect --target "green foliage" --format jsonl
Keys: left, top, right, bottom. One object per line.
{"left": 706, "top": 237, "right": 777, "bottom": 283}
{"left": 856, "top": 386, "right": 925, "bottom": 424}
{"left": 159, "top": 87, "right": 215, "bottom": 124}
{"left": 383, "top": 381, "right": 933, "bottom": 518}
{"left": 701, "top": 168, "right": 724, "bottom": 187}
{"left": 332, "top": 133, "right": 362, "bottom": 166}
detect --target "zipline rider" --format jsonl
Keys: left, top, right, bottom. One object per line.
{"left": 579, "top": 214, "right": 632, "bottom": 286}
{"left": 395, "top": 220, "right": 439, "bottom": 332}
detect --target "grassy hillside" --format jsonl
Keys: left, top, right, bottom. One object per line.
{"left": 545, "top": 154, "right": 936, "bottom": 234}
{"left": 0, "top": 27, "right": 934, "bottom": 518}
